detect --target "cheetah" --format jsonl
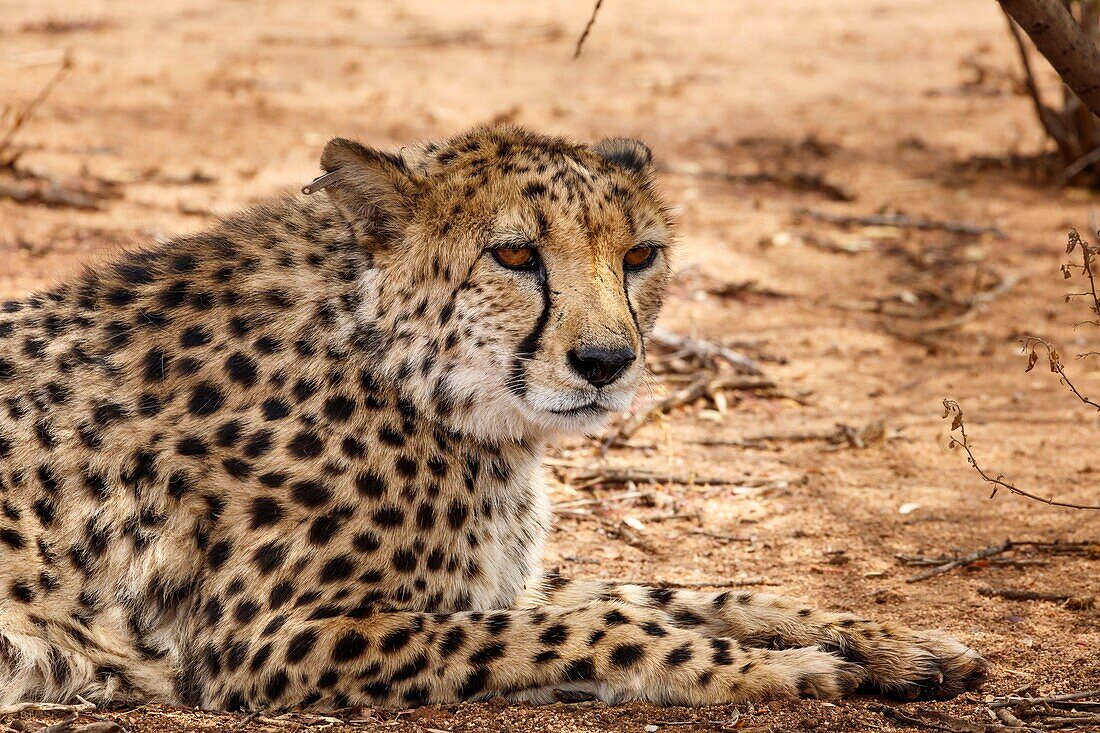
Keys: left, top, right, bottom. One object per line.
{"left": 0, "top": 125, "right": 985, "bottom": 710}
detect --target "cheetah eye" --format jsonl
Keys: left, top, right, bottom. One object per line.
{"left": 491, "top": 245, "right": 540, "bottom": 272}
{"left": 624, "top": 244, "right": 659, "bottom": 271}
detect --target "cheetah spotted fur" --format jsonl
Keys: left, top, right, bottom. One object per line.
{"left": 0, "top": 125, "right": 985, "bottom": 709}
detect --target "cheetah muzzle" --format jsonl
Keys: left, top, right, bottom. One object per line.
{"left": 0, "top": 124, "right": 986, "bottom": 709}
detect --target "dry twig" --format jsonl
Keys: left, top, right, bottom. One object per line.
{"left": 794, "top": 207, "right": 1006, "bottom": 239}
{"left": 649, "top": 327, "right": 764, "bottom": 375}
{"left": 905, "top": 540, "right": 1014, "bottom": 583}
{"left": 573, "top": 0, "right": 605, "bottom": 58}
{"left": 977, "top": 586, "right": 1096, "bottom": 609}
{"left": 599, "top": 372, "right": 774, "bottom": 453}
{"left": 0, "top": 52, "right": 73, "bottom": 167}
{"left": 943, "top": 399, "right": 1100, "bottom": 510}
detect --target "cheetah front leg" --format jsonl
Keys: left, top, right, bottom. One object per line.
{"left": 202, "top": 602, "right": 861, "bottom": 710}
{"left": 520, "top": 574, "right": 986, "bottom": 700}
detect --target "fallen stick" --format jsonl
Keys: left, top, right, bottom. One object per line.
{"left": 794, "top": 207, "right": 1007, "bottom": 239}
{"left": 989, "top": 689, "right": 1100, "bottom": 709}
{"left": 600, "top": 372, "right": 774, "bottom": 453}
{"left": 0, "top": 700, "right": 96, "bottom": 715}
{"left": 867, "top": 703, "right": 984, "bottom": 732}
{"left": 662, "top": 164, "right": 854, "bottom": 202}
{"left": 691, "top": 529, "right": 753, "bottom": 543}
{"left": 573, "top": 467, "right": 747, "bottom": 489}
{"left": 905, "top": 540, "right": 1013, "bottom": 583}
{"left": 649, "top": 327, "right": 764, "bottom": 376}
{"left": 978, "top": 586, "right": 1095, "bottom": 609}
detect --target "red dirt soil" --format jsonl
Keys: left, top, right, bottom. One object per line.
{"left": 1, "top": 1, "right": 1097, "bottom": 731}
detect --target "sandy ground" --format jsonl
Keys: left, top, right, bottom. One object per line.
{"left": 1, "top": 1, "right": 1098, "bottom": 731}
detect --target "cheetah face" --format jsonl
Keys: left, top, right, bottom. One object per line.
{"left": 318, "top": 126, "right": 674, "bottom": 439}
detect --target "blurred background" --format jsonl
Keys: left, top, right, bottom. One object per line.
{"left": 1, "top": 1, "right": 1098, "bottom": 731}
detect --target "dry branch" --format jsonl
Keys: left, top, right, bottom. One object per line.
{"left": 997, "top": 0, "right": 1100, "bottom": 119}
{"left": 573, "top": 0, "right": 605, "bottom": 58}
{"left": 905, "top": 540, "right": 1014, "bottom": 583}
{"left": 943, "top": 399, "right": 1100, "bottom": 510}
{"left": 649, "top": 327, "right": 764, "bottom": 375}
{"left": 794, "top": 208, "right": 1007, "bottom": 239}
{"left": 599, "top": 372, "right": 774, "bottom": 453}
{"left": 0, "top": 53, "right": 73, "bottom": 166}
{"left": 978, "top": 586, "right": 1096, "bottom": 609}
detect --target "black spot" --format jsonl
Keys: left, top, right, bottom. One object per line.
{"left": 286, "top": 629, "right": 319, "bottom": 664}
{"left": 264, "top": 669, "right": 289, "bottom": 701}
{"left": 250, "top": 497, "right": 283, "bottom": 529}
{"left": 216, "top": 420, "right": 243, "bottom": 447}
{"left": 391, "top": 548, "right": 417, "bottom": 573}
{"left": 176, "top": 435, "right": 209, "bottom": 457}
{"left": 143, "top": 348, "right": 171, "bottom": 382}
{"left": 188, "top": 382, "right": 225, "bottom": 416}
{"left": 167, "top": 471, "right": 195, "bottom": 500}
{"left": 10, "top": 581, "right": 35, "bottom": 603}
{"left": 353, "top": 531, "right": 381, "bottom": 554}
{"left": 396, "top": 456, "right": 418, "bottom": 478}
{"left": 180, "top": 326, "right": 212, "bottom": 348}
{"left": 611, "top": 642, "right": 642, "bottom": 664}
{"left": 440, "top": 627, "right": 466, "bottom": 657}
{"left": 711, "top": 638, "right": 734, "bottom": 666}
{"left": 252, "top": 541, "right": 287, "bottom": 574}
{"left": 413, "top": 503, "right": 437, "bottom": 531}
{"left": 371, "top": 505, "right": 405, "bottom": 527}
{"left": 244, "top": 429, "right": 274, "bottom": 458}
{"left": 222, "top": 457, "right": 252, "bottom": 480}
{"left": 291, "top": 480, "right": 332, "bottom": 508}
{"left": 331, "top": 631, "right": 368, "bottom": 662}
{"left": 665, "top": 643, "right": 693, "bottom": 666}
{"left": 137, "top": 393, "right": 162, "bottom": 416}
{"left": 225, "top": 352, "right": 258, "bottom": 386}
{"left": 269, "top": 582, "right": 293, "bottom": 610}
{"left": 355, "top": 472, "right": 386, "bottom": 498}
{"left": 319, "top": 555, "right": 356, "bottom": 583}
{"left": 648, "top": 587, "right": 675, "bottom": 606}
{"left": 323, "top": 395, "right": 355, "bottom": 422}
{"left": 262, "top": 398, "right": 291, "bottom": 420}
{"left": 381, "top": 628, "right": 411, "bottom": 654}
{"left": 604, "top": 610, "right": 629, "bottom": 626}
{"left": 234, "top": 599, "right": 260, "bottom": 624}
{"left": 208, "top": 540, "right": 233, "bottom": 569}
{"left": 255, "top": 335, "right": 282, "bottom": 354}
{"left": 309, "top": 513, "right": 343, "bottom": 545}
{"left": 250, "top": 642, "right": 273, "bottom": 672}
{"left": 342, "top": 437, "right": 365, "bottom": 458}
{"left": 292, "top": 378, "right": 317, "bottom": 402}
{"left": 203, "top": 597, "right": 223, "bottom": 626}
{"left": 672, "top": 608, "right": 704, "bottom": 627}
{"left": 539, "top": 624, "right": 568, "bottom": 646}
{"left": 0, "top": 528, "right": 24, "bottom": 550}
{"left": 563, "top": 657, "right": 595, "bottom": 682}
{"left": 288, "top": 431, "right": 324, "bottom": 459}
{"left": 641, "top": 621, "right": 668, "bottom": 637}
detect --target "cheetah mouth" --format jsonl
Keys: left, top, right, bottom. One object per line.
{"left": 547, "top": 401, "right": 610, "bottom": 417}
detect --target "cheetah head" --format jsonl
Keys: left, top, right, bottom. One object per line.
{"left": 317, "top": 125, "right": 674, "bottom": 441}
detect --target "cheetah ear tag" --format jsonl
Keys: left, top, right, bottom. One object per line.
{"left": 591, "top": 138, "right": 653, "bottom": 175}
{"left": 313, "top": 137, "right": 421, "bottom": 243}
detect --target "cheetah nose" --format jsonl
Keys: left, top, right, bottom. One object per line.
{"left": 567, "top": 345, "right": 636, "bottom": 388}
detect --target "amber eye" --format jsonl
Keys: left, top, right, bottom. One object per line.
{"left": 491, "top": 246, "right": 540, "bottom": 271}
{"left": 624, "top": 244, "right": 658, "bottom": 270}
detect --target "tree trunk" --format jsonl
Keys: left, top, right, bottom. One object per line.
{"left": 998, "top": 0, "right": 1100, "bottom": 119}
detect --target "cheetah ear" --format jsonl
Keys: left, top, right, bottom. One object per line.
{"left": 316, "top": 137, "right": 423, "bottom": 243}
{"left": 592, "top": 138, "right": 653, "bottom": 175}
